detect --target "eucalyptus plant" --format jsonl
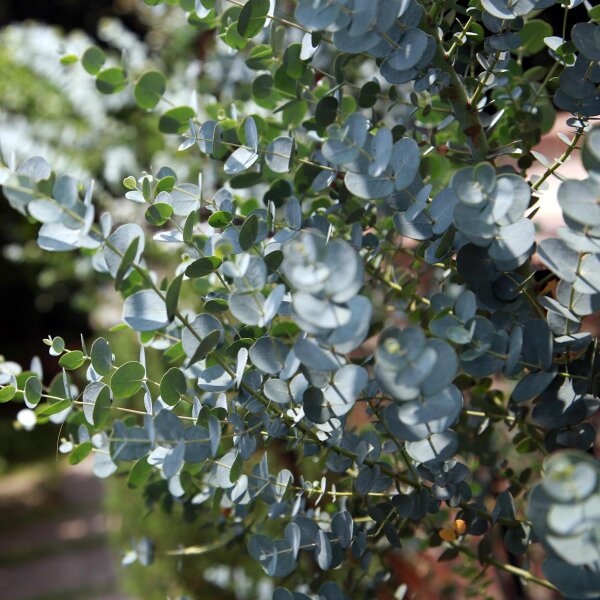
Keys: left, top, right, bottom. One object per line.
{"left": 1, "top": 0, "right": 600, "bottom": 598}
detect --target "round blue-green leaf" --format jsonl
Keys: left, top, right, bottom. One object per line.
{"left": 249, "top": 337, "right": 288, "bottom": 375}
{"left": 388, "top": 28, "right": 429, "bottom": 70}
{"left": 489, "top": 219, "right": 534, "bottom": 261}
{"left": 406, "top": 431, "right": 458, "bottom": 465}
{"left": 537, "top": 238, "right": 579, "bottom": 283}
{"left": 184, "top": 425, "right": 211, "bottom": 463}
{"left": 197, "top": 120, "right": 221, "bottom": 155}
{"left": 369, "top": 128, "right": 393, "bottom": 177}
{"left": 229, "top": 290, "right": 266, "bottom": 326}
{"left": 511, "top": 369, "right": 557, "bottom": 403}
{"left": 558, "top": 179, "right": 600, "bottom": 227}
{"left": 264, "top": 378, "right": 292, "bottom": 405}
{"left": 181, "top": 314, "right": 224, "bottom": 359}
{"left": 324, "top": 364, "right": 368, "bottom": 417}
{"left": 155, "top": 409, "right": 184, "bottom": 442}
{"left": 111, "top": 361, "right": 146, "bottom": 400}
{"left": 94, "top": 452, "right": 117, "bottom": 478}
{"left": 266, "top": 137, "right": 294, "bottom": 173}
{"left": 482, "top": 0, "right": 528, "bottom": 18}
{"left": 294, "top": 337, "right": 341, "bottom": 371}
{"left": 224, "top": 147, "right": 259, "bottom": 175}
{"left": 384, "top": 385, "right": 462, "bottom": 441}
{"left": 293, "top": 292, "right": 352, "bottom": 331}
{"left": 542, "top": 555, "right": 600, "bottom": 599}
{"left": 322, "top": 113, "right": 368, "bottom": 166}
{"left": 83, "top": 381, "right": 112, "bottom": 427}
{"left": 582, "top": 125, "right": 600, "bottom": 172}
{"left": 24, "top": 376, "right": 42, "bottom": 408}
{"left": 134, "top": 70, "right": 166, "bottom": 110}
{"left": 315, "top": 530, "right": 332, "bottom": 570}
{"left": 103, "top": 223, "right": 145, "bottom": 279}
{"left": 574, "top": 254, "right": 600, "bottom": 295}
{"left": 322, "top": 295, "right": 372, "bottom": 354}
{"left": 123, "top": 290, "right": 169, "bottom": 332}
{"left": 344, "top": 170, "right": 394, "bottom": 200}
{"left": 90, "top": 337, "right": 113, "bottom": 376}
{"left": 390, "top": 138, "right": 420, "bottom": 190}
{"left": 541, "top": 453, "right": 597, "bottom": 502}
{"left": 572, "top": 22, "right": 600, "bottom": 61}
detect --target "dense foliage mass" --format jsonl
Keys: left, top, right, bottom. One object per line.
{"left": 1, "top": 0, "right": 600, "bottom": 598}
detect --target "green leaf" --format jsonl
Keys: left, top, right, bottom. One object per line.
{"left": 245, "top": 44, "right": 274, "bottom": 70}
{"left": 163, "top": 341, "right": 185, "bottom": 364}
{"left": 208, "top": 211, "right": 233, "bottom": 228}
{"left": 36, "top": 398, "right": 72, "bottom": 417}
{"left": 134, "top": 69, "right": 167, "bottom": 110}
{"left": 49, "top": 336, "right": 66, "bottom": 356}
{"left": 183, "top": 209, "right": 198, "bottom": 244}
{"left": 239, "top": 214, "right": 259, "bottom": 251}
{"left": 159, "top": 106, "right": 196, "bottom": 134}
{"left": 82, "top": 46, "right": 106, "bottom": 75}
{"left": 519, "top": 20, "right": 553, "bottom": 56}
{"left": 111, "top": 361, "right": 146, "bottom": 400}
{"left": 115, "top": 237, "right": 140, "bottom": 290}
{"left": 142, "top": 177, "right": 152, "bottom": 202}
{"left": 58, "top": 350, "right": 86, "bottom": 370}
{"left": 96, "top": 67, "right": 128, "bottom": 94}
{"left": 156, "top": 175, "right": 176, "bottom": 193}
{"left": 92, "top": 384, "right": 112, "bottom": 428}
{"left": 24, "top": 376, "right": 42, "bottom": 408}
{"left": 128, "top": 457, "right": 154, "bottom": 489}
{"left": 229, "top": 171, "right": 264, "bottom": 189}
{"left": 187, "top": 329, "right": 221, "bottom": 366}
{"left": 60, "top": 54, "right": 79, "bottom": 65}
{"left": 252, "top": 73, "right": 274, "bottom": 100}
{"left": 282, "top": 100, "right": 308, "bottom": 127}
{"left": 0, "top": 386, "right": 17, "bottom": 403}
{"left": 283, "top": 44, "right": 306, "bottom": 79}
{"left": 145, "top": 202, "right": 173, "bottom": 226}
{"left": 166, "top": 274, "right": 183, "bottom": 321}
{"left": 204, "top": 298, "right": 229, "bottom": 313}
{"left": 358, "top": 81, "right": 381, "bottom": 108}
{"left": 90, "top": 337, "right": 113, "bottom": 376}
{"left": 160, "top": 367, "right": 188, "bottom": 406}
{"left": 123, "top": 176, "right": 137, "bottom": 190}
{"left": 237, "top": 0, "right": 269, "bottom": 38}
{"left": 264, "top": 250, "right": 284, "bottom": 273}
{"left": 69, "top": 442, "right": 93, "bottom": 465}
{"left": 185, "top": 256, "right": 222, "bottom": 278}
{"left": 230, "top": 451, "right": 243, "bottom": 483}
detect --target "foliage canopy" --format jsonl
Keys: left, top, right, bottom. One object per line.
{"left": 1, "top": 0, "right": 600, "bottom": 598}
